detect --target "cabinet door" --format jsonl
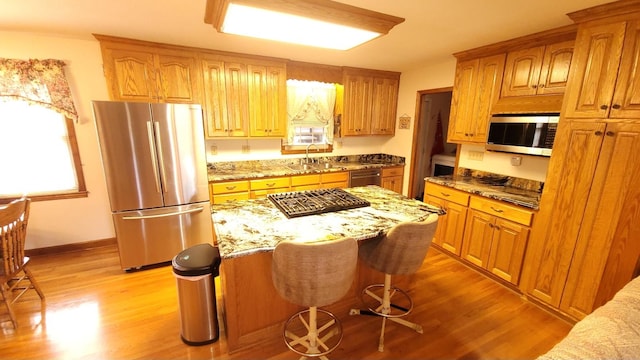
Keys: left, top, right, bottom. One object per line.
{"left": 104, "top": 47, "right": 157, "bottom": 101}
{"left": 563, "top": 22, "right": 626, "bottom": 118}
{"left": 610, "top": 20, "right": 640, "bottom": 119}
{"left": 461, "top": 209, "right": 494, "bottom": 268}
{"left": 343, "top": 74, "right": 373, "bottom": 135}
{"left": 470, "top": 54, "right": 506, "bottom": 142}
{"left": 423, "top": 195, "right": 447, "bottom": 248}
{"left": 224, "top": 62, "right": 250, "bottom": 137}
{"left": 201, "top": 59, "right": 230, "bottom": 137}
{"left": 487, "top": 218, "right": 529, "bottom": 285}
{"left": 248, "top": 64, "right": 287, "bottom": 137}
{"left": 537, "top": 40, "right": 575, "bottom": 95}
{"left": 560, "top": 122, "right": 640, "bottom": 319}
{"left": 524, "top": 121, "right": 605, "bottom": 307}
{"left": 448, "top": 59, "right": 478, "bottom": 142}
{"left": 439, "top": 201, "right": 467, "bottom": 256}
{"left": 156, "top": 53, "right": 199, "bottom": 103}
{"left": 370, "top": 76, "right": 399, "bottom": 135}
{"left": 381, "top": 175, "right": 403, "bottom": 193}
{"left": 501, "top": 46, "right": 545, "bottom": 97}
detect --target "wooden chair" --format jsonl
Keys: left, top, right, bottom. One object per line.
{"left": 0, "top": 197, "right": 45, "bottom": 328}
{"left": 272, "top": 237, "right": 358, "bottom": 360}
{"left": 350, "top": 214, "right": 439, "bottom": 352}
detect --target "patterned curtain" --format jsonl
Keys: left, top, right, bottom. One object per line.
{"left": 0, "top": 58, "right": 78, "bottom": 121}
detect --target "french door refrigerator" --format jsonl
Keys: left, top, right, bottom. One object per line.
{"left": 92, "top": 101, "right": 213, "bottom": 270}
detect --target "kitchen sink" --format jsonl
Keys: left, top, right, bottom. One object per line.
{"left": 287, "top": 162, "right": 334, "bottom": 171}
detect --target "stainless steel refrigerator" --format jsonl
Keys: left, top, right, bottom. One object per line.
{"left": 92, "top": 101, "right": 213, "bottom": 270}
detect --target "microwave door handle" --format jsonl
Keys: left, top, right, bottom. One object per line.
{"left": 146, "top": 121, "right": 162, "bottom": 193}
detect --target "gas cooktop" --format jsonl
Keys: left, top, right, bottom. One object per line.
{"left": 267, "top": 188, "right": 370, "bottom": 218}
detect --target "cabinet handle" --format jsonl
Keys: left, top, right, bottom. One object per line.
{"left": 490, "top": 206, "right": 503, "bottom": 213}
{"left": 225, "top": 185, "right": 237, "bottom": 190}
{"left": 266, "top": 182, "right": 276, "bottom": 187}
{"left": 595, "top": 130, "right": 604, "bottom": 136}
{"left": 488, "top": 223, "right": 494, "bottom": 228}
{"left": 538, "top": 84, "right": 545, "bottom": 88}
{"left": 606, "top": 131, "right": 615, "bottom": 136}
{"left": 531, "top": 84, "right": 538, "bottom": 89}
{"left": 440, "top": 192, "right": 451, "bottom": 197}
{"left": 612, "top": 104, "right": 621, "bottom": 109}
{"left": 495, "top": 226, "right": 501, "bottom": 230}
{"left": 600, "top": 104, "right": 608, "bottom": 110}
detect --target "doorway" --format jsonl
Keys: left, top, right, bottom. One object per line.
{"left": 408, "top": 88, "right": 455, "bottom": 200}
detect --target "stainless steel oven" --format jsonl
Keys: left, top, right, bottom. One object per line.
{"left": 349, "top": 168, "right": 382, "bottom": 187}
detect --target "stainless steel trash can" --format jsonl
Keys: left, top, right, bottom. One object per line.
{"left": 172, "top": 243, "right": 221, "bottom": 346}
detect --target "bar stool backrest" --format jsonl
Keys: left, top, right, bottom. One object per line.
{"left": 359, "top": 214, "right": 439, "bottom": 275}
{"left": 272, "top": 237, "right": 358, "bottom": 308}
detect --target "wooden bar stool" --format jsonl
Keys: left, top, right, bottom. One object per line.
{"left": 272, "top": 237, "right": 358, "bottom": 359}
{"left": 350, "top": 215, "right": 439, "bottom": 352}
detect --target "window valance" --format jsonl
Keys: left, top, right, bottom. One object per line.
{"left": 0, "top": 58, "right": 78, "bottom": 121}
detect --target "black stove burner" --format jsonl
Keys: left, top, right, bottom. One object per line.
{"left": 268, "top": 188, "right": 370, "bottom": 218}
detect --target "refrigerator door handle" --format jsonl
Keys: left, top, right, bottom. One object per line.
{"left": 152, "top": 121, "right": 168, "bottom": 193}
{"left": 146, "top": 121, "right": 162, "bottom": 193}
{"left": 122, "top": 206, "right": 205, "bottom": 220}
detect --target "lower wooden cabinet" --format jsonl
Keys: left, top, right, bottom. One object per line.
{"left": 320, "top": 171, "right": 349, "bottom": 189}
{"left": 424, "top": 183, "right": 470, "bottom": 256}
{"left": 210, "top": 180, "right": 250, "bottom": 204}
{"left": 381, "top": 166, "right": 404, "bottom": 193}
{"left": 249, "top": 177, "right": 290, "bottom": 199}
{"left": 461, "top": 197, "right": 532, "bottom": 285}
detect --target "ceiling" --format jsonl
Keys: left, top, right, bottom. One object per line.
{"left": 1, "top": 0, "right": 613, "bottom": 72}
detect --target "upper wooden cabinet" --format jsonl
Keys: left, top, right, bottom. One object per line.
{"left": 563, "top": 20, "right": 640, "bottom": 119}
{"left": 201, "top": 56, "right": 249, "bottom": 137}
{"left": 343, "top": 68, "right": 400, "bottom": 136}
{"left": 447, "top": 54, "right": 506, "bottom": 143}
{"left": 201, "top": 54, "right": 287, "bottom": 138}
{"left": 98, "top": 39, "right": 200, "bottom": 104}
{"left": 501, "top": 40, "right": 574, "bottom": 97}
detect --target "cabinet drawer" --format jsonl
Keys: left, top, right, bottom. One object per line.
{"left": 321, "top": 171, "right": 349, "bottom": 183}
{"left": 424, "top": 183, "right": 470, "bottom": 206}
{"left": 212, "top": 192, "right": 250, "bottom": 204}
{"left": 321, "top": 181, "right": 349, "bottom": 189}
{"left": 250, "top": 177, "right": 290, "bottom": 191}
{"left": 469, "top": 196, "right": 534, "bottom": 226}
{"left": 382, "top": 166, "right": 403, "bottom": 177}
{"left": 291, "top": 174, "right": 321, "bottom": 187}
{"left": 211, "top": 180, "right": 250, "bottom": 194}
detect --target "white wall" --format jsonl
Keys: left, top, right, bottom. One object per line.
{"left": 1, "top": 31, "right": 114, "bottom": 249}
{"left": 458, "top": 144, "right": 550, "bottom": 182}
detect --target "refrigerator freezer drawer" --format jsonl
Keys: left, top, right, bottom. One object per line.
{"left": 113, "top": 203, "right": 214, "bottom": 270}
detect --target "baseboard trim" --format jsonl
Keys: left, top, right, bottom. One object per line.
{"left": 26, "top": 238, "right": 117, "bottom": 256}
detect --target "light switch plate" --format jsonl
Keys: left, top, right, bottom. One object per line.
{"left": 468, "top": 151, "right": 484, "bottom": 161}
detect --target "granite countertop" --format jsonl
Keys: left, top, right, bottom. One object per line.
{"left": 208, "top": 153, "right": 405, "bottom": 182}
{"left": 211, "top": 185, "right": 443, "bottom": 259}
{"left": 425, "top": 175, "right": 542, "bottom": 210}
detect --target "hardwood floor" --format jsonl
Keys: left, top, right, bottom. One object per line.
{"left": 0, "top": 244, "right": 572, "bottom": 359}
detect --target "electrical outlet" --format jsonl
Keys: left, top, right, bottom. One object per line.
{"left": 242, "top": 145, "right": 250, "bottom": 154}
{"left": 511, "top": 156, "right": 522, "bottom": 166}
{"left": 210, "top": 145, "right": 217, "bottom": 155}
{"left": 468, "top": 151, "right": 484, "bottom": 161}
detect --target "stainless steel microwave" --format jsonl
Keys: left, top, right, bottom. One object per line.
{"left": 486, "top": 114, "right": 559, "bottom": 156}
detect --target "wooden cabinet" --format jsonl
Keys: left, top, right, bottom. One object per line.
{"left": 99, "top": 41, "right": 200, "bottom": 104}
{"left": 210, "top": 180, "right": 250, "bottom": 204}
{"left": 448, "top": 54, "right": 506, "bottom": 143}
{"left": 320, "top": 171, "right": 349, "bottom": 189}
{"left": 524, "top": 120, "right": 640, "bottom": 320}
{"left": 501, "top": 41, "right": 574, "bottom": 97}
{"left": 462, "top": 197, "right": 532, "bottom": 285}
{"left": 249, "top": 177, "right": 290, "bottom": 199}
{"left": 247, "top": 63, "right": 287, "bottom": 137}
{"left": 381, "top": 166, "right": 404, "bottom": 193}
{"left": 291, "top": 174, "right": 321, "bottom": 191}
{"left": 563, "top": 20, "right": 640, "bottom": 119}
{"left": 201, "top": 57, "right": 249, "bottom": 137}
{"left": 423, "top": 183, "right": 469, "bottom": 256}
{"left": 343, "top": 69, "right": 400, "bottom": 136}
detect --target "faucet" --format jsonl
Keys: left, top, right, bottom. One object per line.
{"left": 305, "top": 143, "right": 318, "bottom": 164}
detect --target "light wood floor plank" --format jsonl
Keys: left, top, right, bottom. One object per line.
{"left": 0, "top": 245, "right": 571, "bottom": 359}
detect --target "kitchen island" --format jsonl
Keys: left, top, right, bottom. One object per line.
{"left": 211, "top": 186, "right": 442, "bottom": 352}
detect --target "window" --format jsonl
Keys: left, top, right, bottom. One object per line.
{"left": 0, "top": 101, "right": 86, "bottom": 201}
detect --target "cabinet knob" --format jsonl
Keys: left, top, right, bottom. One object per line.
{"left": 488, "top": 223, "right": 495, "bottom": 228}
{"left": 531, "top": 84, "right": 538, "bottom": 89}
{"left": 600, "top": 104, "right": 608, "bottom": 110}
{"left": 595, "top": 130, "right": 604, "bottom": 136}
{"left": 538, "top": 84, "right": 545, "bottom": 88}
{"left": 606, "top": 131, "right": 615, "bottom": 136}
{"left": 612, "top": 104, "right": 621, "bottom": 109}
